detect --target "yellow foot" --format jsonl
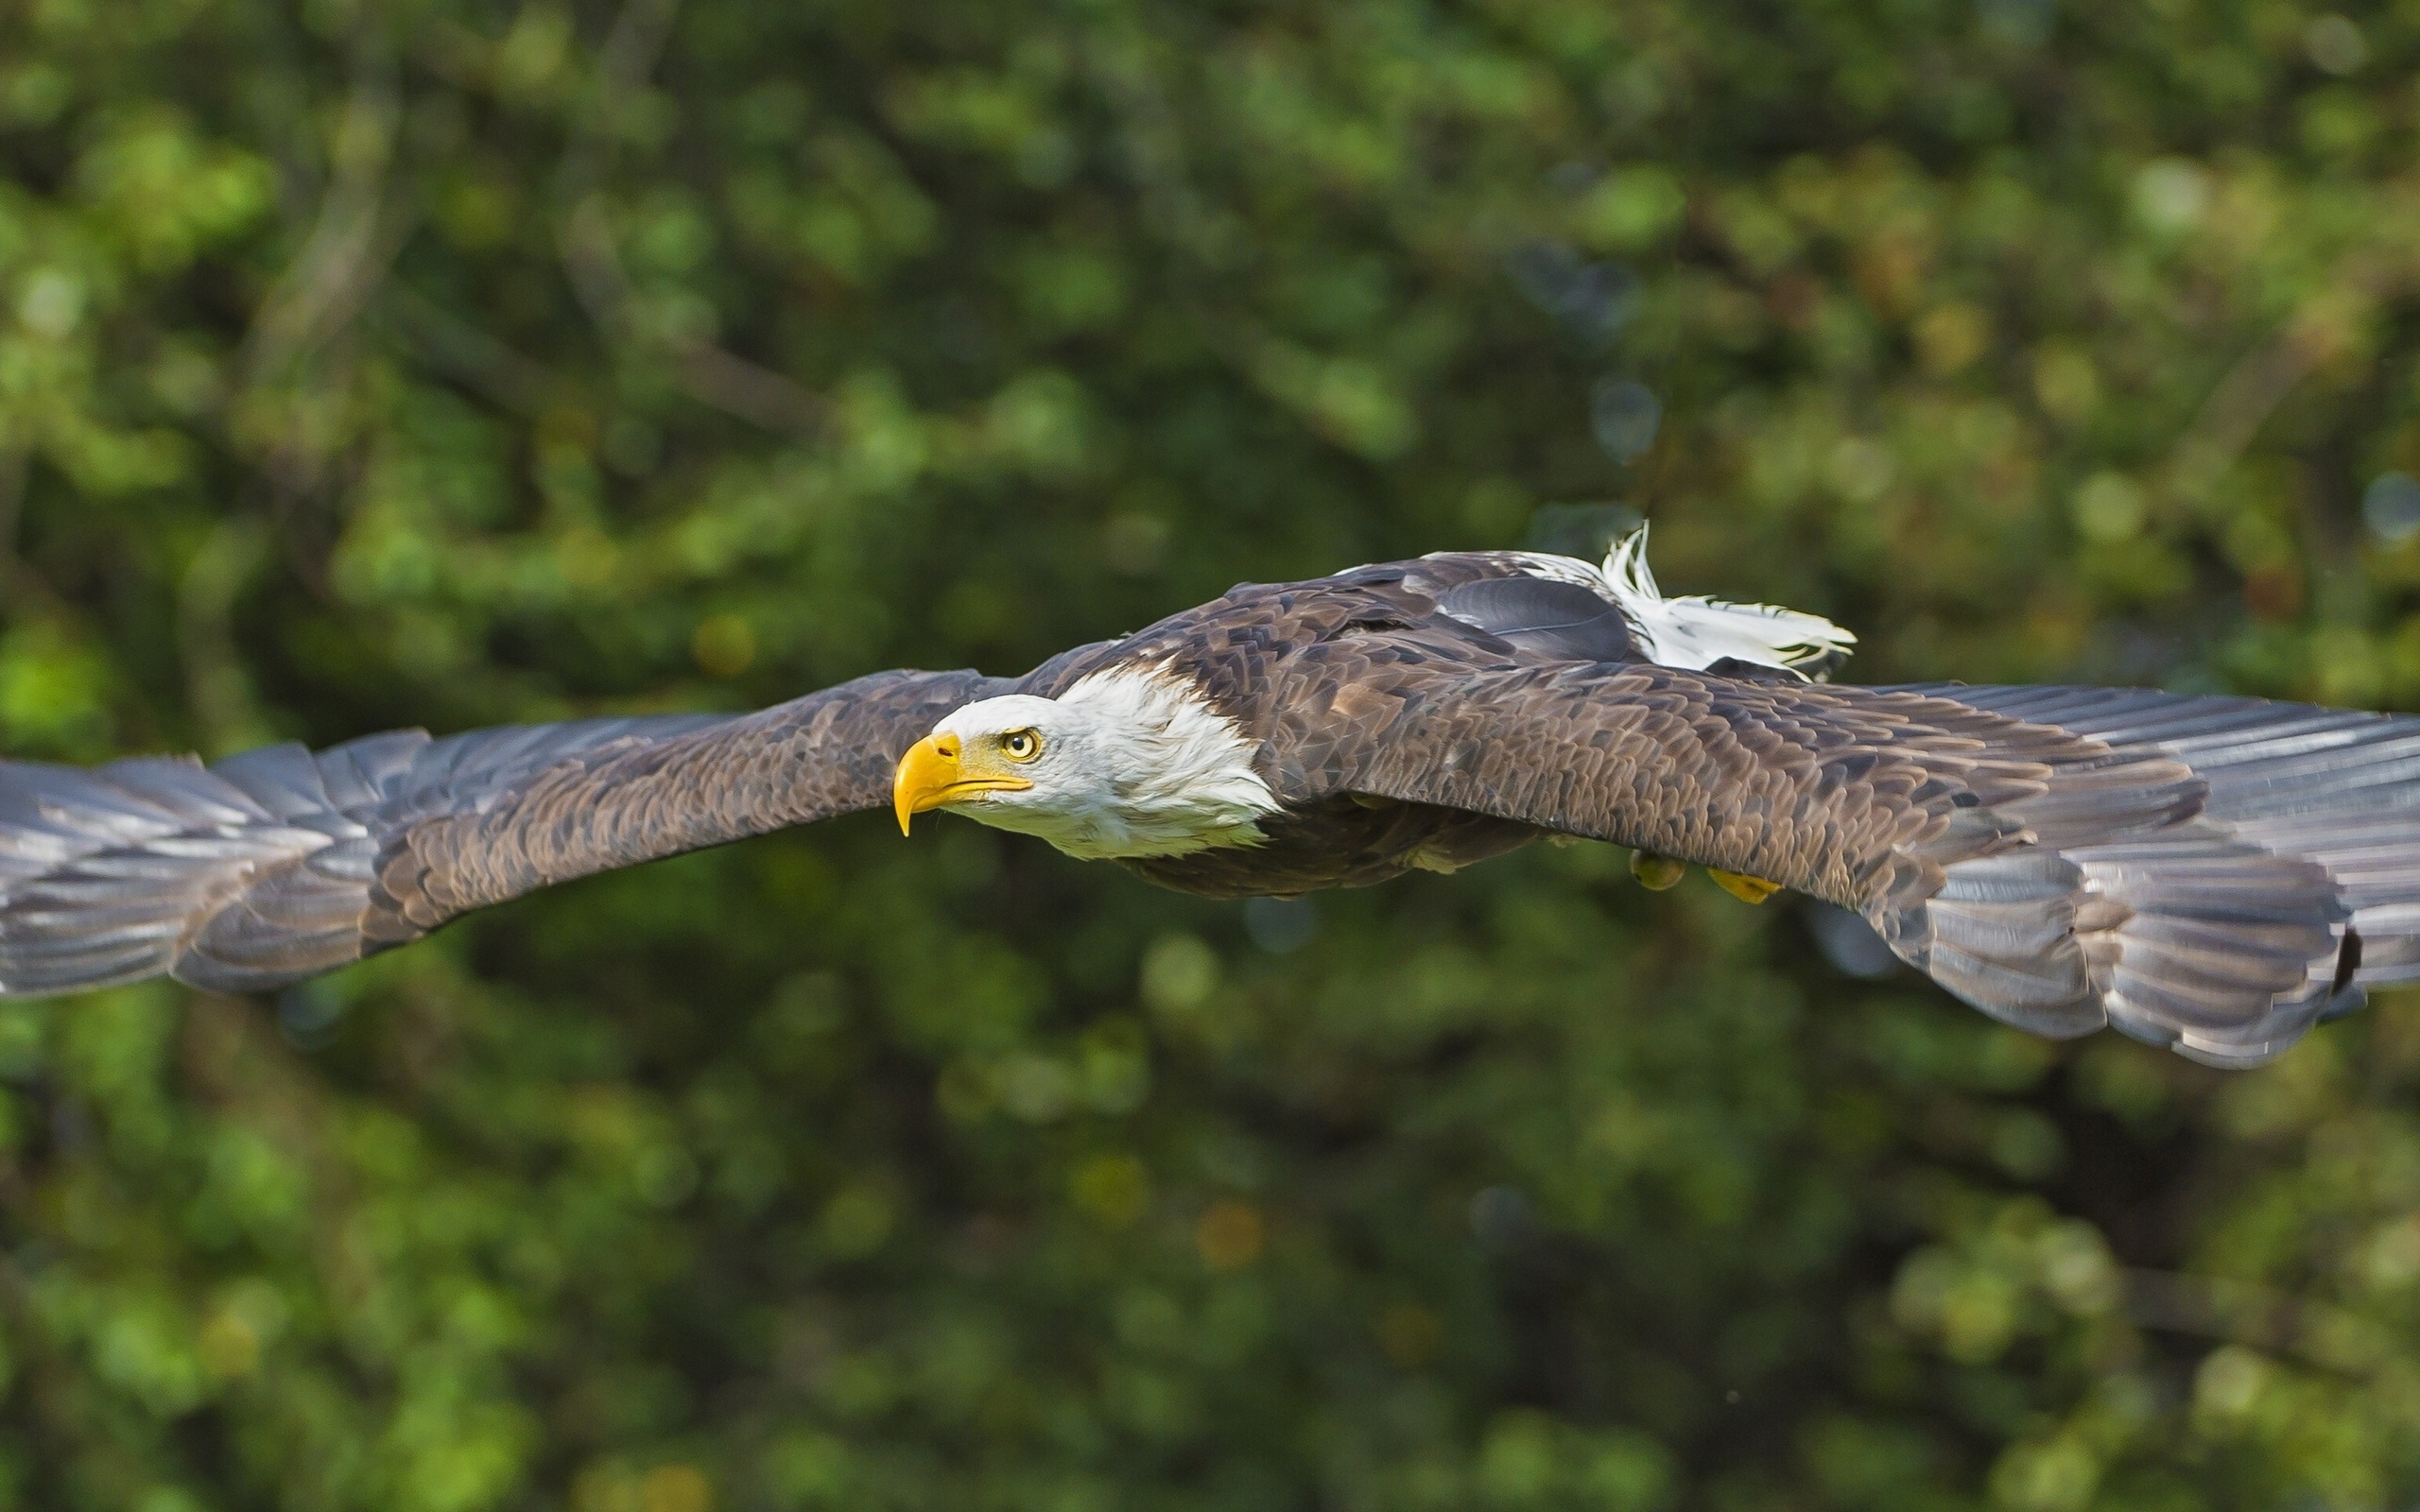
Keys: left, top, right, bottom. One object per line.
{"left": 1708, "top": 868, "right": 1782, "bottom": 904}
{"left": 1630, "top": 850, "right": 1686, "bottom": 890}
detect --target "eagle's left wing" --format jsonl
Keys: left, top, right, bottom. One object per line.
{"left": 1294, "top": 658, "right": 2415, "bottom": 1066}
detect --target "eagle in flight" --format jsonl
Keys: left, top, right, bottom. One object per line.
{"left": 1, "top": 529, "right": 2409, "bottom": 1068}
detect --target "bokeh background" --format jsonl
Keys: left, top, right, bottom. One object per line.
{"left": 4, "top": 0, "right": 2420, "bottom": 1507}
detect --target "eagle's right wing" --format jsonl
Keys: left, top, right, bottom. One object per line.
{"left": 1299, "top": 657, "right": 2414, "bottom": 1067}
{"left": 0, "top": 669, "right": 1009, "bottom": 998}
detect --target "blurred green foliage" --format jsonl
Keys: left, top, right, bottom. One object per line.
{"left": 4, "top": 0, "right": 2420, "bottom": 1506}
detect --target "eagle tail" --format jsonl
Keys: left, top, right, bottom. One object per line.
{"left": 1600, "top": 525, "right": 1858, "bottom": 677}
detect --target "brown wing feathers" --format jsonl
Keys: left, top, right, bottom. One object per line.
{"left": 369, "top": 670, "right": 1001, "bottom": 936}
{"left": 0, "top": 670, "right": 1005, "bottom": 996}
{"left": 1307, "top": 658, "right": 2375, "bottom": 1067}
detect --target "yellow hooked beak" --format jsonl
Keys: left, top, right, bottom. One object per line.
{"left": 892, "top": 733, "right": 1034, "bottom": 835}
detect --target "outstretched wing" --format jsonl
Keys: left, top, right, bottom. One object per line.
{"left": 1296, "top": 658, "right": 2416, "bottom": 1067}
{"left": 0, "top": 669, "right": 1009, "bottom": 998}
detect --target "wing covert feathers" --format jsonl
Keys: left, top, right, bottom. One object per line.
{"left": 0, "top": 670, "right": 1005, "bottom": 998}
{"left": 1316, "top": 661, "right": 2413, "bottom": 1067}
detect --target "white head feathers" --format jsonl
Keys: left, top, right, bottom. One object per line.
{"left": 929, "top": 669, "right": 1278, "bottom": 860}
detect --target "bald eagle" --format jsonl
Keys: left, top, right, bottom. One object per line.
{"left": 1, "top": 529, "right": 2409, "bottom": 1067}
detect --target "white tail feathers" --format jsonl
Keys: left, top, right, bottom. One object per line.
{"left": 1598, "top": 525, "right": 1856, "bottom": 676}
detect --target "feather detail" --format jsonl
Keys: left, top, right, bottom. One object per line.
{"left": 1598, "top": 525, "right": 1857, "bottom": 677}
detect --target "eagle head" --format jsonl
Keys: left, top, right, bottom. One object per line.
{"left": 890, "top": 671, "right": 1277, "bottom": 860}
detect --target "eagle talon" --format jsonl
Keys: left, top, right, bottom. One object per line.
{"left": 1708, "top": 868, "right": 1781, "bottom": 904}
{"left": 1630, "top": 850, "right": 1686, "bottom": 890}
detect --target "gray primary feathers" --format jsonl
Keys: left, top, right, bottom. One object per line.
{"left": 4, "top": 541, "right": 2417, "bottom": 1069}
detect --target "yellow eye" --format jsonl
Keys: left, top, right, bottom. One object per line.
{"left": 1000, "top": 729, "right": 1042, "bottom": 762}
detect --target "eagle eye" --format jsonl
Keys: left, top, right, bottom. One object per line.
{"left": 999, "top": 729, "right": 1043, "bottom": 763}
